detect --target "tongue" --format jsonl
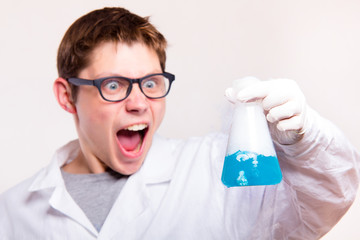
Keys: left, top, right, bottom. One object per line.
{"left": 117, "top": 130, "right": 142, "bottom": 151}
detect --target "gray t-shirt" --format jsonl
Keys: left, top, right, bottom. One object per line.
{"left": 61, "top": 169, "right": 128, "bottom": 232}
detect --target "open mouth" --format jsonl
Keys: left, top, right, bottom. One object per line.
{"left": 116, "top": 123, "right": 148, "bottom": 154}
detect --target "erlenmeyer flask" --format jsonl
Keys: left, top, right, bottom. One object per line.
{"left": 221, "top": 77, "right": 282, "bottom": 187}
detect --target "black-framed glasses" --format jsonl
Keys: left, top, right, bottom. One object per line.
{"left": 67, "top": 72, "right": 175, "bottom": 102}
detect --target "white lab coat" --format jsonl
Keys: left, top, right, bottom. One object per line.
{"left": 0, "top": 110, "right": 359, "bottom": 240}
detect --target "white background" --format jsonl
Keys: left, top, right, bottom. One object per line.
{"left": 0, "top": 0, "right": 359, "bottom": 239}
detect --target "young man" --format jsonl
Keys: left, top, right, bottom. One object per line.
{"left": 0, "top": 7, "right": 358, "bottom": 239}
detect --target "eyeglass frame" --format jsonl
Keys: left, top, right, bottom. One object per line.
{"left": 67, "top": 72, "right": 175, "bottom": 102}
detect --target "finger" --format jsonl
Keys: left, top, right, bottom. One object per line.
{"left": 236, "top": 82, "right": 270, "bottom": 102}
{"left": 262, "top": 91, "right": 291, "bottom": 111}
{"left": 276, "top": 115, "right": 304, "bottom": 132}
{"left": 225, "top": 88, "right": 236, "bottom": 103}
{"left": 266, "top": 100, "right": 302, "bottom": 123}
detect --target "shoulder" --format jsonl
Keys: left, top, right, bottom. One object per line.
{"left": 181, "top": 132, "right": 228, "bottom": 159}
{"left": 0, "top": 170, "right": 59, "bottom": 238}
{"left": 155, "top": 132, "right": 228, "bottom": 174}
{"left": 153, "top": 132, "right": 227, "bottom": 156}
{"left": 0, "top": 174, "right": 38, "bottom": 204}
{"left": 0, "top": 173, "right": 41, "bottom": 226}
{"left": 144, "top": 133, "right": 227, "bottom": 170}
{"left": 0, "top": 139, "right": 72, "bottom": 221}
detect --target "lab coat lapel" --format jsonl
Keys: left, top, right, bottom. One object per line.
{"left": 100, "top": 135, "right": 177, "bottom": 238}
{"left": 100, "top": 171, "right": 151, "bottom": 239}
{"left": 29, "top": 140, "right": 98, "bottom": 236}
{"left": 49, "top": 185, "right": 98, "bottom": 236}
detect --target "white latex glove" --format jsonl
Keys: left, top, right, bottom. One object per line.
{"left": 225, "top": 77, "right": 309, "bottom": 145}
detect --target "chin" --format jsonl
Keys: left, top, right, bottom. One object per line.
{"left": 115, "top": 160, "right": 144, "bottom": 175}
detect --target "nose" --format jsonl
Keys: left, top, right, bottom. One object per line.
{"left": 124, "top": 84, "right": 148, "bottom": 114}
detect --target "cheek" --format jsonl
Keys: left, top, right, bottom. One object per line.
{"left": 77, "top": 88, "right": 112, "bottom": 120}
{"left": 76, "top": 109, "right": 108, "bottom": 140}
{"left": 75, "top": 99, "right": 114, "bottom": 139}
{"left": 152, "top": 100, "right": 166, "bottom": 130}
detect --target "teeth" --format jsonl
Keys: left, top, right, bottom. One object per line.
{"left": 125, "top": 123, "right": 148, "bottom": 131}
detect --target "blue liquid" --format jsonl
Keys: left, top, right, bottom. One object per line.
{"left": 221, "top": 150, "right": 282, "bottom": 187}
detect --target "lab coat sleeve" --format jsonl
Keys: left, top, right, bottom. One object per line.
{"left": 273, "top": 107, "right": 360, "bottom": 239}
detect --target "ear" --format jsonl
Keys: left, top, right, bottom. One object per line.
{"left": 53, "top": 78, "right": 77, "bottom": 114}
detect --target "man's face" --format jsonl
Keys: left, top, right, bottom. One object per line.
{"left": 72, "top": 41, "right": 166, "bottom": 175}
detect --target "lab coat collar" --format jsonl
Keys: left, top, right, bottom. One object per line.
{"left": 25, "top": 134, "right": 178, "bottom": 237}
{"left": 28, "top": 140, "right": 98, "bottom": 236}
{"left": 29, "top": 134, "right": 177, "bottom": 192}
{"left": 28, "top": 140, "right": 80, "bottom": 192}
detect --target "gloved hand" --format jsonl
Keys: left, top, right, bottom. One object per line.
{"left": 225, "top": 77, "right": 309, "bottom": 145}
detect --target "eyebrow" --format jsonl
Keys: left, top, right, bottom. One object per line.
{"left": 91, "top": 69, "right": 162, "bottom": 79}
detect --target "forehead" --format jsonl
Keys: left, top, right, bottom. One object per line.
{"left": 81, "top": 41, "right": 162, "bottom": 79}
